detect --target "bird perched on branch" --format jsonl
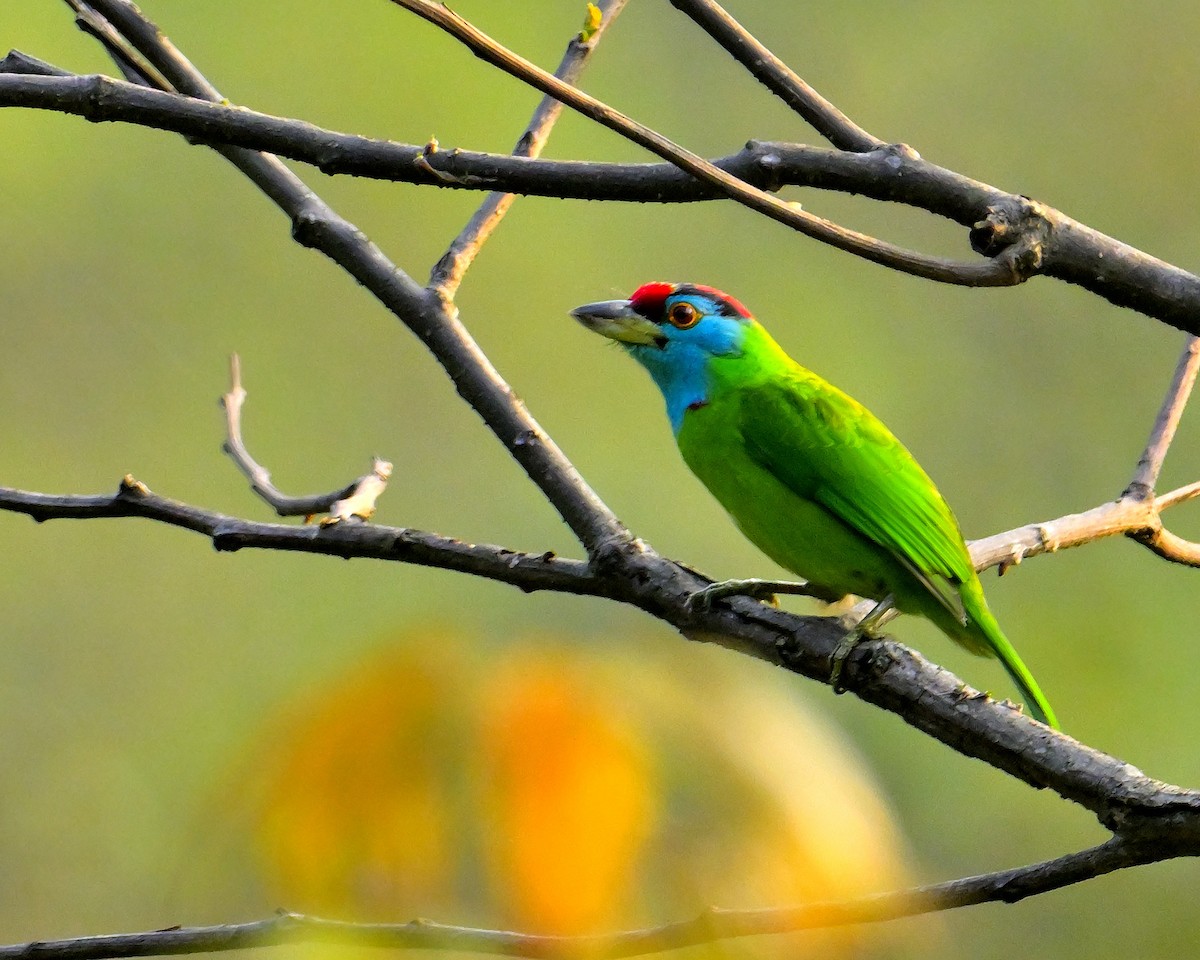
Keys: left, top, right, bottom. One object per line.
{"left": 571, "top": 282, "right": 1058, "bottom": 728}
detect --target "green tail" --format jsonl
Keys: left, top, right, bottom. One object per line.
{"left": 968, "top": 605, "right": 1059, "bottom": 729}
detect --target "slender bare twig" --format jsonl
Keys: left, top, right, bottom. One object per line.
{"left": 1126, "top": 336, "right": 1200, "bottom": 499}
{"left": 0, "top": 836, "right": 1177, "bottom": 960}
{"left": 219, "top": 354, "right": 383, "bottom": 517}
{"left": 665, "top": 0, "right": 881, "bottom": 152}
{"left": 429, "top": 0, "right": 629, "bottom": 298}
{"left": 385, "top": 0, "right": 1032, "bottom": 288}
{"left": 969, "top": 488, "right": 1200, "bottom": 574}
{"left": 62, "top": 0, "right": 169, "bottom": 88}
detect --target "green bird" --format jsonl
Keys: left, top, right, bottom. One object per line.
{"left": 571, "top": 282, "right": 1058, "bottom": 728}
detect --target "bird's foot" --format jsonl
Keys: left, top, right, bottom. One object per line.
{"left": 686, "top": 577, "right": 813, "bottom": 614}
{"left": 829, "top": 595, "right": 896, "bottom": 694}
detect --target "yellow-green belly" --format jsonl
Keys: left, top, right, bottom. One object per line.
{"left": 678, "top": 404, "right": 908, "bottom": 605}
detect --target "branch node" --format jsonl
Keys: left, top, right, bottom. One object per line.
{"left": 1036, "top": 523, "right": 1060, "bottom": 554}
{"left": 970, "top": 199, "right": 1049, "bottom": 272}
{"left": 117, "top": 474, "right": 149, "bottom": 498}
{"left": 882, "top": 141, "right": 921, "bottom": 162}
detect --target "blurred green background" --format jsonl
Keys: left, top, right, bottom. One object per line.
{"left": 4, "top": 0, "right": 1200, "bottom": 956}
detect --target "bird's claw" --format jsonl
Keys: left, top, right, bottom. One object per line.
{"left": 686, "top": 577, "right": 800, "bottom": 614}
{"left": 829, "top": 629, "right": 862, "bottom": 694}
{"left": 829, "top": 595, "right": 895, "bottom": 694}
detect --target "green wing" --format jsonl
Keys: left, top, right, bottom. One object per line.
{"left": 737, "top": 373, "right": 975, "bottom": 627}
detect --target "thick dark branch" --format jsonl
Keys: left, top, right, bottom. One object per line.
{"left": 0, "top": 478, "right": 597, "bottom": 595}
{"left": 7, "top": 67, "right": 1200, "bottom": 331}
{"left": 666, "top": 0, "right": 881, "bottom": 151}
{"left": 7, "top": 471, "right": 1200, "bottom": 831}
{"left": 0, "top": 837, "right": 1179, "bottom": 960}
{"left": 0, "top": 67, "right": 903, "bottom": 201}
{"left": 385, "top": 1, "right": 1028, "bottom": 288}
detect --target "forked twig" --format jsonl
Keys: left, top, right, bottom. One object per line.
{"left": 972, "top": 335, "right": 1200, "bottom": 573}
{"left": 220, "top": 354, "right": 388, "bottom": 518}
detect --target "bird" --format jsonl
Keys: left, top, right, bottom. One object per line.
{"left": 571, "top": 282, "right": 1058, "bottom": 728}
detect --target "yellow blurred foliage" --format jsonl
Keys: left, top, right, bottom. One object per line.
{"left": 242, "top": 631, "right": 933, "bottom": 956}
{"left": 255, "top": 648, "right": 458, "bottom": 915}
{"left": 479, "top": 661, "right": 655, "bottom": 934}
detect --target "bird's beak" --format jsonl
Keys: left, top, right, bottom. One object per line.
{"left": 570, "top": 299, "right": 664, "bottom": 347}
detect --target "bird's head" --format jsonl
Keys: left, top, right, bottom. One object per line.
{"left": 571, "top": 283, "right": 756, "bottom": 431}
{"left": 570, "top": 282, "right": 751, "bottom": 361}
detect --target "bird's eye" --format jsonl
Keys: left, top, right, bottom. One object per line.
{"left": 668, "top": 302, "right": 699, "bottom": 329}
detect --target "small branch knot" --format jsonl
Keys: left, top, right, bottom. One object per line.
{"left": 970, "top": 199, "right": 1049, "bottom": 260}
{"left": 117, "top": 474, "right": 149, "bottom": 498}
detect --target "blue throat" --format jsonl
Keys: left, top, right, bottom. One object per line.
{"left": 621, "top": 294, "right": 748, "bottom": 433}
{"left": 630, "top": 340, "right": 721, "bottom": 433}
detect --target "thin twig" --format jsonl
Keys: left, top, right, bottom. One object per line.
{"left": 1126, "top": 335, "right": 1200, "bottom": 499}
{"left": 0, "top": 837, "right": 1176, "bottom": 960}
{"left": 665, "top": 0, "right": 881, "bottom": 151}
{"left": 969, "top": 497, "right": 1152, "bottom": 575}
{"left": 386, "top": 0, "right": 1031, "bottom": 288}
{"left": 62, "top": 0, "right": 168, "bottom": 88}
{"left": 219, "top": 354, "right": 384, "bottom": 518}
{"left": 429, "top": 0, "right": 629, "bottom": 298}
{"left": 970, "top": 473, "right": 1200, "bottom": 574}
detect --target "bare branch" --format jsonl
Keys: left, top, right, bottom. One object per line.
{"left": 63, "top": 0, "right": 169, "bottom": 88}
{"left": 968, "top": 493, "right": 1200, "bottom": 573}
{"left": 665, "top": 0, "right": 881, "bottom": 151}
{"left": 0, "top": 836, "right": 1179, "bottom": 960}
{"left": 0, "top": 477, "right": 596, "bottom": 595}
{"left": 1126, "top": 336, "right": 1200, "bottom": 499}
{"left": 8, "top": 461, "right": 1200, "bottom": 833}
{"left": 386, "top": 0, "right": 1032, "bottom": 287}
{"left": 429, "top": 0, "right": 629, "bottom": 298}
{"left": 7, "top": 70, "right": 1200, "bottom": 331}
{"left": 970, "top": 497, "right": 1152, "bottom": 575}
{"left": 1156, "top": 479, "right": 1200, "bottom": 510}
{"left": 1128, "top": 524, "right": 1200, "bottom": 568}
